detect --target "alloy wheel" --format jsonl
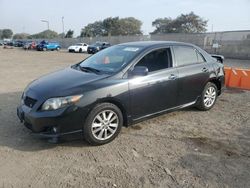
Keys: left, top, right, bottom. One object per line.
{"left": 91, "top": 110, "right": 119, "bottom": 141}
{"left": 204, "top": 86, "right": 216, "bottom": 108}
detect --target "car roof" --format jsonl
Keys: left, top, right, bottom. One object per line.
{"left": 118, "top": 41, "right": 195, "bottom": 48}
{"left": 117, "top": 41, "right": 213, "bottom": 61}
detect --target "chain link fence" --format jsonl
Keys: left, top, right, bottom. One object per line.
{"left": 23, "top": 30, "right": 250, "bottom": 59}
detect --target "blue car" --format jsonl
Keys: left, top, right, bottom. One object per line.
{"left": 37, "top": 41, "right": 61, "bottom": 51}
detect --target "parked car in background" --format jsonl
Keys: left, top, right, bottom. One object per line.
{"left": 17, "top": 41, "right": 225, "bottom": 145}
{"left": 3, "top": 41, "right": 14, "bottom": 46}
{"left": 3, "top": 40, "right": 14, "bottom": 49}
{"left": 87, "top": 42, "right": 111, "bottom": 54}
{"left": 68, "top": 43, "right": 88, "bottom": 53}
{"left": 23, "top": 41, "right": 37, "bottom": 50}
{"left": 14, "top": 40, "right": 25, "bottom": 47}
{"left": 36, "top": 40, "right": 61, "bottom": 51}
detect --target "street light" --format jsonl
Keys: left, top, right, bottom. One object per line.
{"left": 41, "top": 20, "right": 50, "bottom": 30}
{"left": 62, "top": 16, "right": 65, "bottom": 37}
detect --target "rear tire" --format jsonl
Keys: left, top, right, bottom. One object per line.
{"left": 83, "top": 103, "right": 123, "bottom": 145}
{"left": 79, "top": 48, "right": 82, "bottom": 53}
{"left": 196, "top": 82, "right": 218, "bottom": 111}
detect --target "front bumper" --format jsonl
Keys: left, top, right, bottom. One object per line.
{"left": 68, "top": 49, "right": 76, "bottom": 52}
{"left": 68, "top": 48, "right": 79, "bottom": 52}
{"left": 87, "top": 48, "right": 97, "bottom": 54}
{"left": 36, "top": 47, "right": 44, "bottom": 51}
{"left": 17, "top": 104, "right": 89, "bottom": 138}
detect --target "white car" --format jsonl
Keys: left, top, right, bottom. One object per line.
{"left": 68, "top": 43, "right": 88, "bottom": 53}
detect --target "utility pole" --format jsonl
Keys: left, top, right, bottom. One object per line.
{"left": 62, "top": 16, "right": 65, "bottom": 38}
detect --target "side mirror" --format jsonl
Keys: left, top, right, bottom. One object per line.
{"left": 129, "top": 66, "right": 149, "bottom": 77}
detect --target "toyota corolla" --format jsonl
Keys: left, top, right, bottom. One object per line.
{"left": 17, "top": 41, "right": 225, "bottom": 145}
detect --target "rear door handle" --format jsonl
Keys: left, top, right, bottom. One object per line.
{"left": 202, "top": 67, "right": 209, "bottom": 72}
{"left": 169, "top": 74, "right": 178, "bottom": 80}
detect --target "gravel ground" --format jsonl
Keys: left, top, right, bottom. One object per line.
{"left": 0, "top": 48, "right": 249, "bottom": 188}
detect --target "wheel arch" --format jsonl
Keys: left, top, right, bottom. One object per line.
{"left": 208, "top": 78, "right": 222, "bottom": 95}
{"left": 94, "top": 98, "right": 129, "bottom": 127}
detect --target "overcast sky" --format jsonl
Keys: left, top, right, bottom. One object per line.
{"left": 0, "top": 0, "right": 250, "bottom": 36}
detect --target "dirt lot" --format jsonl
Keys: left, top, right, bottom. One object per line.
{"left": 0, "top": 48, "right": 249, "bottom": 188}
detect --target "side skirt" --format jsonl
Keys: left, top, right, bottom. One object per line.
{"left": 132, "top": 101, "right": 197, "bottom": 123}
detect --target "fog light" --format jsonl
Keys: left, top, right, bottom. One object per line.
{"left": 52, "top": 127, "right": 58, "bottom": 133}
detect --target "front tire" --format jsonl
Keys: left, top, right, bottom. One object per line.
{"left": 83, "top": 103, "right": 123, "bottom": 145}
{"left": 197, "top": 82, "right": 218, "bottom": 111}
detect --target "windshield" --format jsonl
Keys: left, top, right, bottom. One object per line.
{"left": 79, "top": 45, "right": 142, "bottom": 74}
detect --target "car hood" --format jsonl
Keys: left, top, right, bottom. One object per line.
{"left": 26, "top": 67, "right": 109, "bottom": 100}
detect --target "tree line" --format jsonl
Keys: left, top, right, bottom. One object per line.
{"left": 0, "top": 12, "right": 207, "bottom": 39}
{"left": 80, "top": 17, "right": 142, "bottom": 37}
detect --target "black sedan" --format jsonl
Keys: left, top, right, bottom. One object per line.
{"left": 17, "top": 41, "right": 225, "bottom": 145}
{"left": 14, "top": 40, "right": 25, "bottom": 47}
{"left": 87, "top": 42, "right": 111, "bottom": 54}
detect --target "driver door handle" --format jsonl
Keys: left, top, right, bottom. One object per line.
{"left": 202, "top": 67, "right": 209, "bottom": 72}
{"left": 169, "top": 74, "right": 178, "bottom": 80}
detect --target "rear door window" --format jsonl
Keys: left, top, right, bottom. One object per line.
{"left": 173, "top": 46, "right": 199, "bottom": 67}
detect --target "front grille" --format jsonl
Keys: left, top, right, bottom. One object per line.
{"left": 24, "top": 96, "right": 37, "bottom": 108}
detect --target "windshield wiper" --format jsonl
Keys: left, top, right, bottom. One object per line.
{"left": 79, "top": 66, "right": 101, "bottom": 74}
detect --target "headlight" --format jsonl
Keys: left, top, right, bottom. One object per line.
{"left": 41, "top": 95, "right": 83, "bottom": 111}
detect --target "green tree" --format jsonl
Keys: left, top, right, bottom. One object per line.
{"left": 65, "top": 29, "right": 74, "bottom": 38}
{"left": 119, "top": 17, "right": 142, "bottom": 35}
{"left": 103, "top": 17, "right": 120, "bottom": 36}
{"left": 152, "top": 18, "right": 172, "bottom": 34}
{"left": 13, "top": 33, "right": 30, "bottom": 39}
{"left": 1, "top": 29, "right": 13, "bottom": 39}
{"left": 80, "top": 21, "right": 105, "bottom": 37}
{"left": 152, "top": 12, "right": 207, "bottom": 34}
{"left": 80, "top": 17, "right": 142, "bottom": 37}
{"left": 30, "top": 30, "right": 58, "bottom": 39}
